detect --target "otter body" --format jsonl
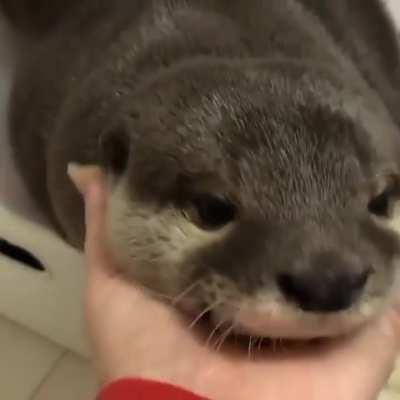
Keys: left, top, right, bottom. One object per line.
{"left": 3, "top": 0, "right": 400, "bottom": 339}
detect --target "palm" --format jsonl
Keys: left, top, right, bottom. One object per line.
{"left": 87, "top": 270, "right": 397, "bottom": 400}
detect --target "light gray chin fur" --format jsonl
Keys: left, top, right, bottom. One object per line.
{"left": 202, "top": 276, "right": 395, "bottom": 339}
{"left": 105, "top": 177, "right": 231, "bottom": 294}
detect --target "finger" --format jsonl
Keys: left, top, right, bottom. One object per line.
{"left": 68, "top": 163, "right": 113, "bottom": 274}
{"left": 67, "top": 163, "right": 108, "bottom": 251}
{"left": 67, "top": 163, "right": 104, "bottom": 197}
{"left": 84, "top": 182, "right": 108, "bottom": 253}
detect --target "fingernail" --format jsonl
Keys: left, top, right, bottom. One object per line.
{"left": 67, "top": 162, "right": 84, "bottom": 194}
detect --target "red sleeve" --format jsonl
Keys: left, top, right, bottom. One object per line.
{"left": 97, "top": 378, "right": 209, "bottom": 400}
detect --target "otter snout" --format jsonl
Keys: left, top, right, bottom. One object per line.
{"left": 277, "top": 252, "right": 373, "bottom": 313}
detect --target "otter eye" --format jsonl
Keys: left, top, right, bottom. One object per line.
{"left": 186, "top": 195, "right": 236, "bottom": 230}
{"left": 368, "top": 190, "right": 391, "bottom": 218}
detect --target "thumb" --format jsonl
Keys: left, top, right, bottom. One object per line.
{"left": 67, "top": 163, "right": 112, "bottom": 273}
{"left": 67, "top": 163, "right": 104, "bottom": 197}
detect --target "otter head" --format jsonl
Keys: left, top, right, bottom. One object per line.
{"left": 101, "top": 59, "right": 400, "bottom": 340}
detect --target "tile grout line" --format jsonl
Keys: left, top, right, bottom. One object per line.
{"left": 29, "top": 349, "right": 68, "bottom": 400}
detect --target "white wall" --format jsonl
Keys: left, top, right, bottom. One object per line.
{"left": 385, "top": 0, "right": 400, "bottom": 26}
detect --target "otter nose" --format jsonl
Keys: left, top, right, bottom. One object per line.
{"left": 277, "top": 263, "right": 371, "bottom": 313}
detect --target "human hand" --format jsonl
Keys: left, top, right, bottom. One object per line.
{"left": 69, "top": 165, "right": 400, "bottom": 400}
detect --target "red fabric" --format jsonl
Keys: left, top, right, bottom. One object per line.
{"left": 97, "top": 378, "right": 209, "bottom": 400}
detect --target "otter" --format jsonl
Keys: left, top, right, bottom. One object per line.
{"left": 2, "top": 0, "right": 400, "bottom": 340}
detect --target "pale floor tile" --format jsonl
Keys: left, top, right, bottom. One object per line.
{"left": 32, "top": 352, "right": 99, "bottom": 400}
{"left": 0, "top": 317, "right": 63, "bottom": 400}
{"left": 388, "top": 360, "right": 400, "bottom": 392}
{"left": 378, "top": 389, "right": 400, "bottom": 400}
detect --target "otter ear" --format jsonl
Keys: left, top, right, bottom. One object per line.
{"left": 99, "top": 124, "right": 130, "bottom": 175}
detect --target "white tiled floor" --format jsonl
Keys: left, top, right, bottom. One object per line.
{"left": 31, "top": 353, "right": 98, "bottom": 400}
{"left": 389, "top": 366, "right": 400, "bottom": 393}
{"left": 0, "top": 317, "right": 98, "bottom": 400}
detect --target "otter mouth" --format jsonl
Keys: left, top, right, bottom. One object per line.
{"left": 230, "top": 313, "right": 368, "bottom": 341}
{"left": 185, "top": 309, "right": 340, "bottom": 355}
{"left": 182, "top": 303, "right": 370, "bottom": 351}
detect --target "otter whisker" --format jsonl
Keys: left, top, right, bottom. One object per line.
{"left": 206, "top": 318, "right": 227, "bottom": 349}
{"left": 278, "top": 338, "right": 286, "bottom": 352}
{"left": 171, "top": 279, "right": 202, "bottom": 306}
{"left": 215, "top": 323, "right": 235, "bottom": 352}
{"left": 257, "top": 337, "right": 265, "bottom": 353}
{"left": 120, "top": 275, "right": 176, "bottom": 302}
{"left": 248, "top": 335, "right": 254, "bottom": 360}
{"left": 188, "top": 301, "right": 220, "bottom": 331}
{"left": 135, "top": 283, "right": 175, "bottom": 302}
